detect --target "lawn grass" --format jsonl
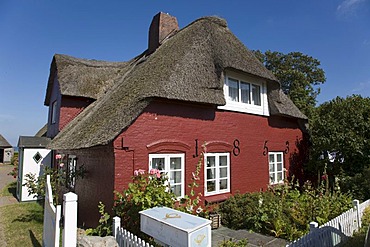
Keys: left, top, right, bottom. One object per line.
{"left": 0, "top": 202, "right": 43, "bottom": 247}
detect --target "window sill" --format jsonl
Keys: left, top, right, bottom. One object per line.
{"left": 205, "top": 193, "right": 231, "bottom": 204}
{"left": 218, "top": 103, "right": 268, "bottom": 116}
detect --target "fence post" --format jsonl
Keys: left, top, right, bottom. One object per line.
{"left": 309, "top": 221, "right": 318, "bottom": 232}
{"left": 353, "top": 199, "right": 360, "bottom": 229}
{"left": 63, "top": 192, "right": 78, "bottom": 247}
{"left": 113, "top": 216, "right": 121, "bottom": 239}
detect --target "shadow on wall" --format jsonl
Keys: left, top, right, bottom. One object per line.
{"left": 288, "top": 134, "right": 309, "bottom": 186}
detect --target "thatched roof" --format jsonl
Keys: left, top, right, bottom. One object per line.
{"left": 48, "top": 16, "right": 306, "bottom": 150}
{"left": 18, "top": 136, "right": 50, "bottom": 148}
{"left": 35, "top": 124, "right": 48, "bottom": 137}
{"left": 0, "top": 134, "right": 11, "bottom": 148}
{"left": 44, "top": 54, "right": 130, "bottom": 106}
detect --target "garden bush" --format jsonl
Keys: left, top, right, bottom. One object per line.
{"left": 219, "top": 181, "right": 353, "bottom": 241}
{"left": 113, "top": 169, "right": 177, "bottom": 239}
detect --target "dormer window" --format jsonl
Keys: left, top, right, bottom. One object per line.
{"left": 227, "top": 78, "right": 261, "bottom": 106}
{"left": 219, "top": 71, "right": 269, "bottom": 116}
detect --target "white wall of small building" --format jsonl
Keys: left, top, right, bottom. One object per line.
{"left": 17, "top": 148, "right": 52, "bottom": 202}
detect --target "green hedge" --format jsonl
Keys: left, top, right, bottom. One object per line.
{"left": 218, "top": 181, "right": 353, "bottom": 241}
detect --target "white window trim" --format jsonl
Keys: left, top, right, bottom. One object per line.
{"left": 149, "top": 153, "right": 185, "bottom": 198}
{"left": 268, "top": 152, "right": 285, "bottom": 185}
{"left": 204, "top": 152, "right": 230, "bottom": 196}
{"left": 218, "top": 71, "right": 269, "bottom": 116}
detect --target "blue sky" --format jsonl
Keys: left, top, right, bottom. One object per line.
{"left": 1, "top": 0, "right": 369, "bottom": 146}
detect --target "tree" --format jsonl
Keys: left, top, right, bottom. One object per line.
{"left": 309, "top": 95, "right": 370, "bottom": 199}
{"left": 254, "top": 50, "right": 326, "bottom": 118}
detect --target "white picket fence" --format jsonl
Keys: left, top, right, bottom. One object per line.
{"left": 112, "top": 216, "right": 154, "bottom": 247}
{"left": 43, "top": 175, "right": 62, "bottom": 247}
{"left": 42, "top": 175, "right": 78, "bottom": 247}
{"left": 287, "top": 199, "right": 370, "bottom": 247}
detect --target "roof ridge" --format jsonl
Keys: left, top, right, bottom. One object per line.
{"left": 54, "top": 54, "right": 129, "bottom": 68}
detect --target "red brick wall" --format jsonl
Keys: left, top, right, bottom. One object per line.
{"left": 47, "top": 77, "right": 92, "bottom": 138}
{"left": 62, "top": 145, "right": 115, "bottom": 227}
{"left": 113, "top": 100, "right": 304, "bottom": 202}
{"left": 59, "top": 96, "right": 92, "bottom": 130}
{"left": 60, "top": 99, "right": 304, "bottom": 226}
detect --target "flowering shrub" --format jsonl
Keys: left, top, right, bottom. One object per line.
{"left": 7, "top": 152, "right": 19, "bottom": 178}
{"left": 24, "top": 154, "right": 85, "bottom": 203}
{"left": 177, "top": 150, "right": 206, "bottom": 217}
{"left": 219, "top": 180, "right": 353, "bottom": 241}
{"left": 113, "top": 169, "right": 177, "bottom": 238}
{"left": 85, "top": 202, "right": 112, "bottom": 236}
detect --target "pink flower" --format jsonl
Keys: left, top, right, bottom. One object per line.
{"left": 59, "top": 163, "right": 64, "bottom": 168}
{"left": 150, "top": 169, "right": 161, "bottom": 178}
{"left": 55, "top": 154, "right": 62, "bottom": 160}
{"left": 150, "top": 169, "right": 158, "bottom": 175}
{"left": 134, "top": 169, "right": 145, "bottom": 176}
{"left": 321, "top": 174, "right": 327, "bottom": 180}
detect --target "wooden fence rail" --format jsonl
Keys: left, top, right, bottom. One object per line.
{"left": 287, "top": 199, "right": 370, "bottom": 247}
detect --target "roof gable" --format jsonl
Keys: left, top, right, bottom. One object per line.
{"left": 44, "top": 54, "right": 131, "bottom": 106}
{"left": 0, "top": 134, "right": 12, "bottom": 148}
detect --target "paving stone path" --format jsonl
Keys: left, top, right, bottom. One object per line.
{"left": 212, "top": 226, "right": 288, "bottom": 246}
{"left": 0, "top": 163, "right": 18, "bottom": 247}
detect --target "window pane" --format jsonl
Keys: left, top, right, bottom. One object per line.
{"left": 270, "top": 173, "right": 275, "bottom": 183}
{"left": 240, "top": 82, "right": 250, "bottom": 104}
{"left": 228, "top": 78, "right": 239, "bottom": 102}
{"left": 207, "top": 168, "right": 215, "bottom": 179}
{"left": 151, "top": 158, "right": 165, "bottom": 171}
{"left": 171, "top": 185, "right": 182, "bottom": 197}
{"left": 252, "top": 84, "right": 261, "bottom": 106}
{"left": 170, "top": 171, "right": 182, "bottom": 183}
{"left": 277, "top": 172, "right": 283, "bottom": 182}
{"left": 170, "top": 157, "right": 181, "bottom": 170}
{"left": 207, "top": 181, "right": 215, "bottom": 192}
{"left": 220, "top": 167, "right": 228, "bottom": 178}
{"left": 269, "top": 154, "right": 274, "bottom": 163}
{"left": 219, "top": 155, "right": 228, "bottom": 167}
{"left": 277, "top": 154, "right": 282, "bottom": 162}
{"left": 207, "top": 156, "right": 215, "bottom": 167}
{"left": 269, "top": 164, "right": 274, "bottom": 172}
{"left": 277, "top": 163, "right": 282, "bottom": 172}
{"left": 219, "top": 179, "right": 228, "bottom": 190}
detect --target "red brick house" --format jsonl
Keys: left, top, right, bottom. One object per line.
{"left": 44, "top": 13, "right": 307, "bottom": 227}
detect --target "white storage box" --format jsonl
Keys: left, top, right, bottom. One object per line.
{"left": 140, "top": 206, "right": 211, "bottom": 247}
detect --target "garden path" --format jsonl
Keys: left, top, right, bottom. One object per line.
{"left": 0, "top": 163, "right": 18, "bottom": 247}
{"left": 212, "top": 226, "right": 288, "bottom": 246}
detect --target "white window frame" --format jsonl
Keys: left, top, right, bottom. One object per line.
{"left": 268, "top": 152, "right": 284, "bottom": 185}
{"left": 204, "top": 153, "right": 230, "bottom": 196}
{"left": 67, "top": 155, "right": 77, "bottom": 190}
{"left": 149, "top": 153, "right": 185, "bottom": 198}
{"left": 51, "top": 100, "right": 57, "bottom": 124}
{"left": 218, "top": 71, "right": 269, "bottom": 116}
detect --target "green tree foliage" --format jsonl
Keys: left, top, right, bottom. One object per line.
{"left": 254, "top": 50, "right": 326, "bottom": 117}
{"left": 309, "top": 95, "right": 370, "bottom": 199}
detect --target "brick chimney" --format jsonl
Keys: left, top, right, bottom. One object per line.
{"left": 148, "top": 12, "right": 179, "bottom": 54}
